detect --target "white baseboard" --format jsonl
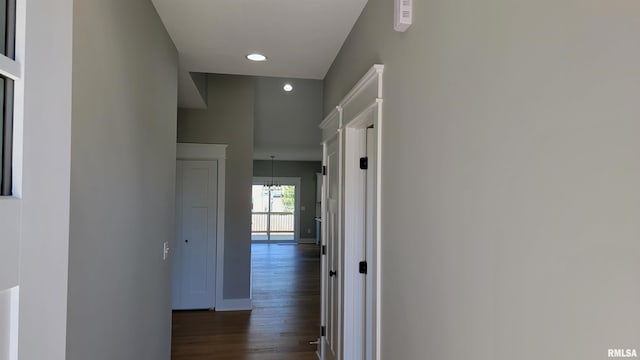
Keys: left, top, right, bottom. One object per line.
{"left": 215, "top": 298, "right": 252, "bottom": 311}
{"left": 299, "top": 238, "right": 317, "bottom": 244}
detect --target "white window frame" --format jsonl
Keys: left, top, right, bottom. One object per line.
{"left": 0, "top": 0, "right": 24, "bottom": 198}
{"left": 0, "top": 0, "right": 24, "bottom": 286}
{"left": 251, "top": 176, "right": 302, "bottom": 243}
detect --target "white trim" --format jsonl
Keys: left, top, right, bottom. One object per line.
{"left": 0, "top": 286, "right": 20, "bottom": 360}
{"left": 9, "top": 286, "right": 18, "bottom": 360}
{"left": 174, "top": 143, "right": 227, "bottom": 311}
{"left": 320, "top": 140, "right": 328, "bottom": 360}
{"left": 319, "top": 106, "right": 340, "bottom": 129}
{"left": 8, "top": 0, "right": 26, "bottom": 198}
{"left": 374, "top": 101, "right": 383, "bottom": 360}
{"left": 365, "top": 123, "right": 380, "bottom": 360}
{"left": 321, "top": 130, "right": 340, "bottom": 146}
{"left": 340, "top": 72, "right": 383, "bottom": 126}
{"left": 0, "top": 0, "right": 26, "bottom": 300}
{"left": 343, "top": 107, "right": 381, "bottom": 360}
{"left": 215, "top": 159, "right": 226, "bottom": 311}
{"left": 215, "top": 298, "right": 252, "bottom": 312}
{"left": 0, "top": 54, "right": 21, "bottom": 80}
{"left": 337, "top": 128, "right": 344, "bottom": 360}
{"left": 344, "top": 99, "right": 383, "bottom": 129}
{"left": 337, "top": 65, "right": 384, "bottom": 110}
{"left": 320, "top": 107, "right": 341, "bottom": 143}
{"left": 0, "top": 198, "right": 20, "bottom": 291}
{"left": 177, "top": 143, "right": 228, "bottom": 160}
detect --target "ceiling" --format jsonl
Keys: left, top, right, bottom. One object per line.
{"left": 151, "top": 0, "right": 369, "bottom": 80}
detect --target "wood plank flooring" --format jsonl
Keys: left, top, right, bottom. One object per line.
{"left": 172, "top": 243, "right": 321, "bottom": 360}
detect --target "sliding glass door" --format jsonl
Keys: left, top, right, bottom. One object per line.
{"left": 251, "top": 178, "right": 300, "bottom": 242}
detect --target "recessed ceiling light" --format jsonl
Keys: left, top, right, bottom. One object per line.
{"left": 246, "top": 53, "right": 267, "bottom": 62}
{"left": 283, "top": 83, "right": 294, "bottom": 92}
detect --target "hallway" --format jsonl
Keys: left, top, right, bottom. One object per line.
{"left": 171, "top": 244, "right": 321, "bottom": 359}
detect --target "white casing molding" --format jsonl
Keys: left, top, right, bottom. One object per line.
{"left": 177, "top": 143, "right": 227, "bottom": 160}
{"left": 176, "top": 143, "right": 232, "bottom": 311}
{"left": 215, "top": 298, "right": 253, "bottom": 312}
{"left": 320, "top": 107, "right": 341, "bottom": 143}
{"left": 319, "top": 64, "right": 384, "bottom": 360}
{"left": 339, "top": 64, "right": 384, "bottom": 125}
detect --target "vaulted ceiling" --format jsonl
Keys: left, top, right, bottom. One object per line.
{"left": 151, "top": 0, "right": 368, "bottom": 80}
{"left": 151, "top": 0, "right": 367, "bottom": 160}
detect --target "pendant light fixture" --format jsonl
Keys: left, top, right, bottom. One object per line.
{"left": 264, "top": 155, "right": 281, "bottom": 191}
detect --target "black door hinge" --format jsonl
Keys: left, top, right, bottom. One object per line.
{"left": 322, "top": 166, "right": 327, "bottom": 175}
{"left": 359, "top": 261, "right": 368, "bottom": 274}
{"left": 322, "top": 245, "right": 326, "bottom": 255}
{"left": 321, "top": 326, "right": 326, "bottom": 337}
{"left": 360, "top": 157, "right": 368, "bottom": 170}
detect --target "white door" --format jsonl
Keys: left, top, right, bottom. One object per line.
{"left": 323, "top": 137, "right": 340, "bottom": 360}
{"left": 173, "top": 160, "right": 218, "bottom": 310}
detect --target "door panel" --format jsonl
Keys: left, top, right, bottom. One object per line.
{"left": 173, "top": 160, "right": 218, "bottom": 310}
{"left": 186, "top": 207, "right": 208, "bottom": 299}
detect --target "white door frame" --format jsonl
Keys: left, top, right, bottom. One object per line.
{"left": 343, "top": 103, "right": 381, "bottom": 360}
{"left": 319, "top": 64, "right": 384, "bottom": 360}
{"left": 251, "top": 176, "right": 301, "bottom": 243}
{"left": 364, "top": 126, "right": 378, "bottom": 360}
{"left": 176, "top": 143, "right": 227, "bottom": 310}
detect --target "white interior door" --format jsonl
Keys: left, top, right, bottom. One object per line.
{"left": 323, "top": 137, "right": 340, "bottom": 360}
{"left": 173, "top": 160, "right": 218, "bottom": 310}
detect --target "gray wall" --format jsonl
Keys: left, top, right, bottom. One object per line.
{"left": 67, "top": 1, "right": 178, "bottom": 359}
{"left": 254, "top": 77, "right": 322, "bottom": 161}
{"left": 325, "top": 0, "right": 640, "bottom": 359}
{"left": 178, "top": 74, "right": 255, "bottom": 300}
{"left": 253, "top": 160, "right": 322, "bottom": 239}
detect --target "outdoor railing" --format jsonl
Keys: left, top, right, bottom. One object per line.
{"left": 251, "top": 212, "right": 294, "bottom": 233}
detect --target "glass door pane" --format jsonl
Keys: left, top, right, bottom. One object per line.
{"left": 269, "top": 185, "right": 295, "bottom": 241}
{"left": 251, "top": 184, "right": 296, "bottom": 242}
{"left": 251, "top": 185, "right": 269, "bottom": 241}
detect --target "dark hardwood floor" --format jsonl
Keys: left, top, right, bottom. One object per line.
{"left": 172, "top": 243, "right": 321, "bottom": 360}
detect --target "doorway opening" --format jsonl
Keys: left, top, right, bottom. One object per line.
{"left": 251, "top": 177, "right": 300, "bottom": 242}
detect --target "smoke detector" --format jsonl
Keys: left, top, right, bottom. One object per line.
{"left": 394, "top": 0, "right": 413, "bottom": 32}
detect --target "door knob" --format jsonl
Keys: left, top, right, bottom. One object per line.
{"left": 329, "top": 270, "right": 337, "bottom": 277}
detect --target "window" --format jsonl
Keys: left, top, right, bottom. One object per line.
{"left": 0, "top": 0, "right": 16, "bottom": 196}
